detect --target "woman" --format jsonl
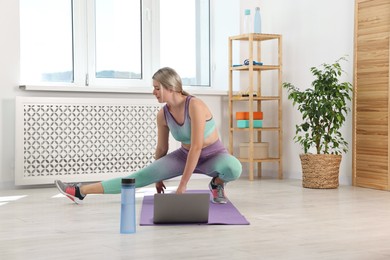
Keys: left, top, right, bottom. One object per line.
{"left": 55, "top": 67, "right": 242, "bottom": 204}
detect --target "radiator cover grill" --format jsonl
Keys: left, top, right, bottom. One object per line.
{"left": 15, "top": 97, "right": 165, "bottom": 185}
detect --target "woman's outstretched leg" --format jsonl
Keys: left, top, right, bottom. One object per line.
{"left": 55, "top": 148, "right": 187, "bottom": 204}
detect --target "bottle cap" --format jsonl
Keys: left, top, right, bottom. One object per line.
{"left": 256, "top": 7, "right": 260, "bottom": 11}
{"left": 245, "top": 9, "right": 250, "bottom": 15}
{"left": 122, "top": 178, "right": 135, "bottom": 184}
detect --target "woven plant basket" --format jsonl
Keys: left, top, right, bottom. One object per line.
{"left": 300, "top": 154, "right": 342, "bottom": 189}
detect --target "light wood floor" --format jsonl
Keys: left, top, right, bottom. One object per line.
{"left": 1, "top": 177, "right": 390, "bottom": 260}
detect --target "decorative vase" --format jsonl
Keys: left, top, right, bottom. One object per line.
{"left": 300, "top": 154, "right": 342, "bottom": 189}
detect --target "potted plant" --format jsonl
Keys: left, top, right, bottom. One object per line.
{"left": 282, "top": 57, "right": 353, "bottom": 188}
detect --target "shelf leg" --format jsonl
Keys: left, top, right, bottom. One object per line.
{"left": 249, "top": 161, "right": 254, "bottom": 181}
{"left": 257, "top": 162, "right": 262, "bottom": 178}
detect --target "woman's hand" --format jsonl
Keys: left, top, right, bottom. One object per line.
{"left": 176, "top": 183, "right": 187, "bottom": 194}
{"left": 155, "top": 181, "right": 166, "bottom": 194}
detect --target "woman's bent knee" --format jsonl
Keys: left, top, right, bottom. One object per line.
{"left": 221, "top": 157, "right": 242, "bottom": 182}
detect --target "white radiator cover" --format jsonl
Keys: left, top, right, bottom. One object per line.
{"left": 15, "top": 96, "right": 177, "bottom": 185}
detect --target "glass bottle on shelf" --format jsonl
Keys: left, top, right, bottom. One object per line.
{"left": 243, "top": 9, "right": 251, "bottom": 34}
{"left": 254, "top": 7, "right": 261, "bottom": 33}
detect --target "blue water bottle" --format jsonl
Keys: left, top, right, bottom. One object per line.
{"left": 120, "top": 178, "right": 136, "bottom": 234}
{"left": 254, "top": 7, "right": 261, "bottom": 33}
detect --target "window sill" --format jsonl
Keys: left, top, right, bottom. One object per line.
{"left": 19, "top": 85, "right": 228, "bottom": 96}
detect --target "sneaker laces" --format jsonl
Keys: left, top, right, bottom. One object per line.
{"left": 216, "top": 184, "right": 225, "bottom": 198}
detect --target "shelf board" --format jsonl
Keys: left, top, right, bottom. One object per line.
{"left": 231, "top": 95, "right": 280, "bottom": 101}
{"left": 231, "top": 65, "right": 280, "bottom": 71}
{"left": 230, "top": 127, "right": 280, "bottom": 131}
{"left": 238, "top": 157, "right": 281, "bottom": 163}
{"left": 229, "top": 33, "right": 281, "bottom": 41}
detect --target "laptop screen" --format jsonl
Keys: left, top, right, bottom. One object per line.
{"left": 153, "top": 193, "right": 210, "bottom": 224}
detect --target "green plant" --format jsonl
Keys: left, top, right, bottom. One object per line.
{"left": 282, "top": 57, "right": 353, "bottom": 155}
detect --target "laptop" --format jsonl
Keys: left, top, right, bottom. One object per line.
{"left": 153, "top": 193, "right": 210, "bottom": 224}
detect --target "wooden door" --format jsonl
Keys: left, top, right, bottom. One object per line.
{"left": 353, "top": 0, "right": 390, "bottom": 190}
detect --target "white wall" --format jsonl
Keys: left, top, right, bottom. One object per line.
{"left": 240, "top": 0, "right": 354, "bottom": 184}
{"left": 0, "top": 0, "right": 355, "bottom": 188}
{"left": 0, "top": 0, "right": 19, "bottom": 188}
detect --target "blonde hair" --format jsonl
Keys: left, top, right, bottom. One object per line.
{"left": 152, "top": 67, "right": 190, "bottom": 96}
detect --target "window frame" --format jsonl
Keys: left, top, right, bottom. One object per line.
{"left": 20, "top": 0, "right": 213, "bottom": 91}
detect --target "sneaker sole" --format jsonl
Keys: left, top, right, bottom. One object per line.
{"left": 211, "top": 199, "right": 228, "bottom": 204}
{"left": 55, "top": 180, "right": 83, "bottom": 205}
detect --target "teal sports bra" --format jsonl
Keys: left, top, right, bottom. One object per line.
{"left": 163, "top": 96, "right": 216, "bottom": 144}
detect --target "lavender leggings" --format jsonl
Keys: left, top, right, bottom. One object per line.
{"left": 101, "top": 140, "right": 242, "bottom": 194}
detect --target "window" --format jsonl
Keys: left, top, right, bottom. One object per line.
{"left": 20, "top": 0, "right": 210, "bottom": 89}
{"left": 94, "top": 0, "right": 142, "bottom": 80}
{"left": 159, "top": 0, "right": 210, "bottom": 86}
{"left": 20, "top": 0, "right": 73, "bottom": 83}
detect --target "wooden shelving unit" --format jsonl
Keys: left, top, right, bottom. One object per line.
{"left": 228, "top": 33, "right": 283, "bottom": 181}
